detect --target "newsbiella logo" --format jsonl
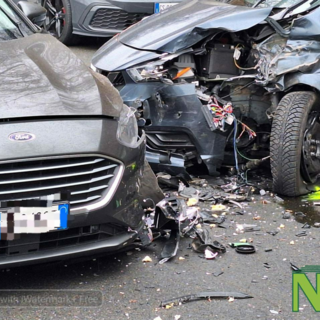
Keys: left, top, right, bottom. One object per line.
{"left": 292, "top": 265, "right": 320, "bottom": 312}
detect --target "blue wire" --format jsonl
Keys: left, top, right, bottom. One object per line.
{"left": 233, "top": 115, "right": 239, "bottom": 174}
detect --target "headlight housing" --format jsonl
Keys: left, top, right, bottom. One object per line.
{"left": 127, "top": 49, "right": 193, "bottom": 83}
{"left": 117, "top": 104, "right": 140, "bottom": 148}
{"left": 127, "top": 62, "right": 167, "bottom": 82}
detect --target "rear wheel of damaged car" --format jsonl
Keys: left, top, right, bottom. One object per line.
{"left": 42, "top": 0, "right": 75, "bottom": 45}
{"left": 271, "top": 91, "right": 320, "bottom": 196}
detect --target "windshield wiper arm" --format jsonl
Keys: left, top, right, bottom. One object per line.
{"left": 0, "top": 4, "right": 27, "bottom": 37}
{"left": 252, "top": 0, "right": 266, "bottom": 8}
{"left": 279, "top": 0, "right": 308, "bottom": 19}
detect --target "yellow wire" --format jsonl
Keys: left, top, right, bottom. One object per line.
{"left": 234, "top": 44, "right": 257, "bottom": 71}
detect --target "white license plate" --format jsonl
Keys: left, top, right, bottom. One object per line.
{"left": 154, "top": 2, "right": 178, "bottom": 13}
{"left": 0, "top": 202, "right": 69, "bottom": 240}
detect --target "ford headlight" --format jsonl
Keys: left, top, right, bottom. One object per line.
{"left": 117, "top": 105, "right": 140, "bottom": 148}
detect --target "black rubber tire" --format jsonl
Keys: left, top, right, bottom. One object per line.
{"left": 43, "top": 0, "right": 75, "bottom": 45}
{"left": 270, "top": 91, "right": 318, "bottom": 196}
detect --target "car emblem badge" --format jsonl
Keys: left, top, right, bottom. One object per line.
{"left": 8, "top": 132, "right": 36, "bottom": 142}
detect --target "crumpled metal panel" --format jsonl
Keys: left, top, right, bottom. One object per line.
{"left": 117, "top": 0, "right": 272, "bottom": 53}
{"left": 255, "top": 7, "right": 320, "bottom": 91}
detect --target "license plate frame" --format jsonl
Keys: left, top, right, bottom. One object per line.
{"left": 0, "top": 200, "right": 69, "bottom": 240}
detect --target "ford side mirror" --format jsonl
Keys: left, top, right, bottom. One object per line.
{"left": 17, "top": 1, "right": 46, "bottom": 27}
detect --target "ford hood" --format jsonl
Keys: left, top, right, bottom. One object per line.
{"left": 0, "top": 33, "right": 123, "bottom": 119}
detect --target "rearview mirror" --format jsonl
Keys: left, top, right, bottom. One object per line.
{"left": 17, "top": 1, "right": 46, "bottom": 27}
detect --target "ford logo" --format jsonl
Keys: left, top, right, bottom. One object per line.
{"left": 8, "top": 132, "right": 35, "bottom": 142}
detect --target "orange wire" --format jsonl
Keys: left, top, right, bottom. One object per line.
{"left": 172, "top": 67, "right": 192, "bottom": 80}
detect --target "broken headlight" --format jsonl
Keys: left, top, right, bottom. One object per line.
{"left": 117, "top": 104, "right": 140, "bottom": 148}
{"left": 127, "top": 62, "right": 167, "bottom": 82}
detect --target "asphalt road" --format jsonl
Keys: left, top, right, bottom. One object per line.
{"left": 69, "top": 38, "right": 105, "bottom": 66}
{"left": 1, "top": 39, "right": 320, "bottom": 320}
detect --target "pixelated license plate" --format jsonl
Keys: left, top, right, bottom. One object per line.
{"left": 154, "top": 2, "right": 178, "bottom": 13}
{"left": 0, "top": 202, "right": 69, "bottom": 239}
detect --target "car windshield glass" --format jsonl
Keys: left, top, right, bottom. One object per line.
{"left": 0, "top": 0, "right": 33, "bottom": 41}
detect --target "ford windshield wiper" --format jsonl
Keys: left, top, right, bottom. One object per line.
{"left": 0, "top": 3, "right": 27, "bottom": 37}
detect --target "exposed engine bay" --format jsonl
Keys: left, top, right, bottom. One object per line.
{"left": 126, "top": 28, "right": 279, "bottom": 175}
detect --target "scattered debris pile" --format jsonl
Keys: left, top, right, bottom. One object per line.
{"left": 139, "top": 172, "right": 277, "bottom": 265}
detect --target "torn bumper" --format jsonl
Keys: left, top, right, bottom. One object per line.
{"left": 120, "top": 81, "right": 227, "bottom": 175}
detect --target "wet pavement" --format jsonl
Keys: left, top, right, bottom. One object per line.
{"left": 0, "top": 40, "right": 319, "bottom": 320}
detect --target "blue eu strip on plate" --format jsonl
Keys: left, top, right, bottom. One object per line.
{"left": 154, "top": 3, "right": 160, "bottom": 13}
{"left": 58, "top": 203, "right": 69, "bottom": 230}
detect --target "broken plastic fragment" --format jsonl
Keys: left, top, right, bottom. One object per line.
{"left": 294, "top": 211, "right": 306, "bottom": 217}
{"left": 274, "top": 196, "right": 284, "bottom": 204}
{"left": 296, "top": 231, "right": 307, "bottom": 237}
{"left": 187, "top": 198, "right": 198, "bottom": 206}
{"left": 239, "top": 238, "right": 247, "bottom": 243}
{"left": 267, "top": 230, "right": 279, "bottom": 236}
{"left": 186, "top": 207, "right": 198, "bottom": 219}
{"left": 282, "top": 212, "right": 291, "bottom": 219}
{"left": 259, "top": 189, "right": 266, "bottom": 196}
{"left": 290, "top": 262, "right": 300, "bottom": 271}
{"left": 211, "top": 204, "right": 227, "bottom": 211}
{"left": 142, "top": 256, "right": 153, "bottom": 262}
{"left": 159, "top": 230, "right": 180, "bottom": 264}
{"left": 192, "top": 226, "right": 226, "bottom": 253}
{"left": 160, "top": 291, "right": 253, "bottom": 307}
{"left": 229, "top": 242, "right": 252, "bottom": 248}
{"left": 228, "top": 297, "right": 235, "bottom": 302}
{"left": 205, "top": 249, "right": 218, "bottom": 260}
{"left": 236, "top": 224, "right": 260, "bottom": 233}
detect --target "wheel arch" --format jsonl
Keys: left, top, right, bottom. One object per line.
{"left": 284, "top": 73, "right": 320, "bottom": 95}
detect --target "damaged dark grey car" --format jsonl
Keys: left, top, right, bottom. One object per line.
{"left": 0, "top": 0, "right": 163, "bottom": 268}
{"left": 92, "top": 0, "right": 320, "bottom": 196}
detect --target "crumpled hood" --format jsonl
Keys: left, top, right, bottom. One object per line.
{"left": 117, "top": 0, "right": 273, "bottom": 53}
{"left": 92, "top": 36, "right": 161, "bottom": 72}
{"left": 0, "top": 33, "right": 123, "bottom": 119}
